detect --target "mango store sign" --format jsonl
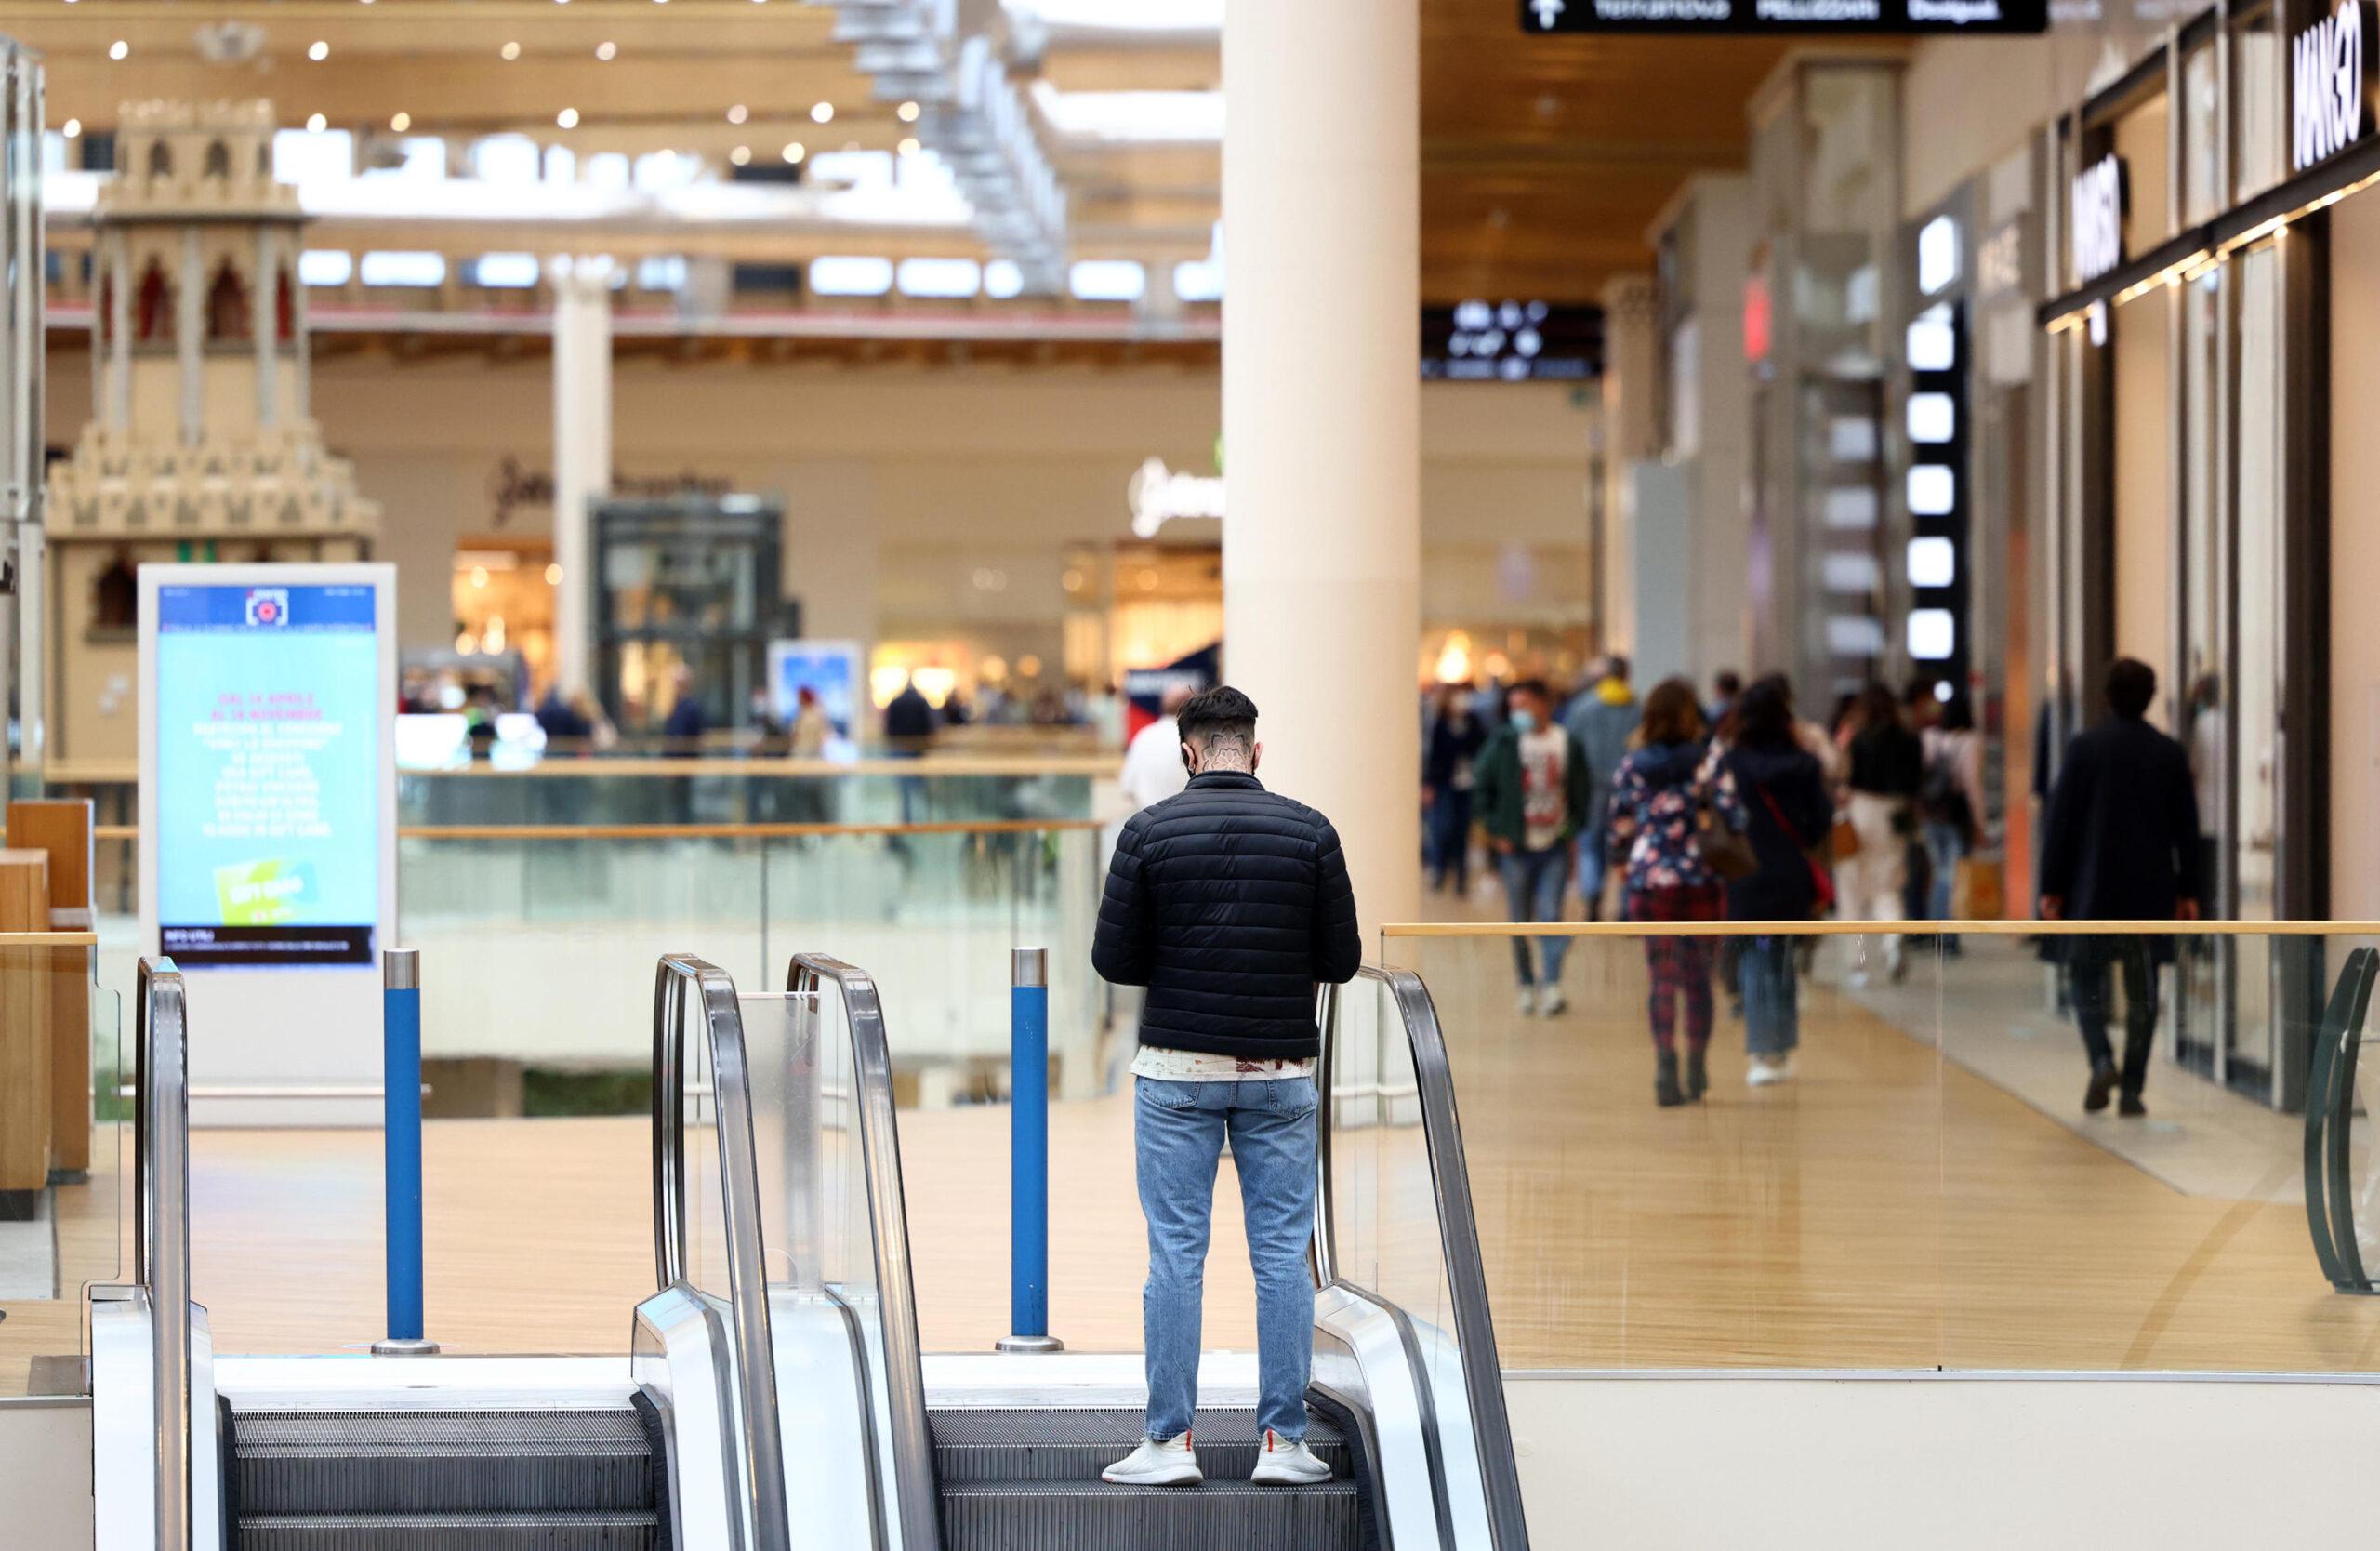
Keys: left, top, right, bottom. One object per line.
{"left": 1128, "top": 457, "right": 1224, "bottom": 537}
{"left": 2294, "top": 0, "right": 2370, "bottom": 172}
{"left": 2069, "top": 154, "right": 2124, "bottom": 286}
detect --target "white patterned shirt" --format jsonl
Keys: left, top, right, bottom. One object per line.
{"left": 1130, "top": 1045, "right": 1316, "bottom": 1082}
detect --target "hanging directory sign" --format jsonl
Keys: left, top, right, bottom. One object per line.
{"left": 1522, "top": 0, "right": 2044, "bottom": 33}
{"left": 141, "top": 565, "right": 396, "bottom": 970}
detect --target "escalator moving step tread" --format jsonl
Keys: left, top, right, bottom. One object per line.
{"left": 232, "top": 1408, "right": 655, "bottom": 1517}
{"left": 931, "top": 1405, "right": 1350, "bottom": 1484}
{"left": 939, "top": 1478, "right": 1362, "bottom": 1551}
{"left": 233, "top": 1509, "right": 657, "bottom": 1551}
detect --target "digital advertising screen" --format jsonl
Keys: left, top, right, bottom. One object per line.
{"left": 770, "top": 638, "right": 863, "bottom": 739}
{"left": 152, "top": 580, "right": 384, "bottom": 969}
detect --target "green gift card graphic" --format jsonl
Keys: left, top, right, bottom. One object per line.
{"left": 214, "top": 858, "right": 316, "bottom": 926}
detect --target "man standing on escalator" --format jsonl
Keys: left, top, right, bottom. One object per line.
{"left": 1091, "top": 685, "right": 1364, "bottom": 1490}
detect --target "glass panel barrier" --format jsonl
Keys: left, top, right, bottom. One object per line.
{"left": 1390, "top": 922, "right": 2380, "bottom": 1374}
{"left": 0, "top": 939, "right": 123, "bottom": 1397}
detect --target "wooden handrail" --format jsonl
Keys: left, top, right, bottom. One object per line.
{"left": 91, "top": 818, "right": 1100, "bottom": 842}
{"left": 1382, "top": 920, "right": 2380, "bottom": 937}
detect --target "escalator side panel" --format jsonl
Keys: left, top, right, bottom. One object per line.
{"left": 1315, "top": 1287, "right": 1453, "bottom": 1550}
{"left": 764, "top": 1288, "right": 883, "bottom": 1551}
{"left": 634, "top": 1285, "right": 750, "bottom": 1550}
{"left": 1305, "top": 1386, "right": 1389, "bottom": 1551}
{"left": 92, "top": 1289, "right": 224, "bottom": 1551}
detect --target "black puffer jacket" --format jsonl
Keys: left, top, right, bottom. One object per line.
{"left": 1092, "top": 770, "right": 1363, "bottom": 1061}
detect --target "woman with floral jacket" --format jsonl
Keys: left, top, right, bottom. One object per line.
{"left": 1606, "top": 677, "right": 1745, "bottom": 1106}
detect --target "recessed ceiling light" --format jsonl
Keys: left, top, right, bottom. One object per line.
{"left": 108, "top": 39, "right": 128, "bottom": 60}
{"left": 897, "top": 137, "right": 919, "bottom": 156}
{"left": 390, "top": 111, "right": 411, "bottom": 132}
{"left": 730, "top": 145, "right": 751, "bottom": 166}
{"left": 595, "top": 40, "right": 617, "bottom": 60}
{"left": 726, "top": 104, "right": 747, "bottom": 125}
{"left": 556, "top": 107, "right": 579, "bottom": 129}
{"left": 306, "top": 113, "right": 327, "bottom": 133}
{"left": 810, "top": 102, "right": 833, "bottom": 124}
{"left": 781, "top": 141, "right": 805, "bottom": 164}
{"left": 60, "top": 117, "right": 80, "bottom": 138}
{"left": 897, "top": 101, "right": 920, "bottom": 124}
{"left": 308, "top": 40, "right": 329, "bottom": 61}
{"left": 501, "top": 41, "right": 521, "bottom": 60}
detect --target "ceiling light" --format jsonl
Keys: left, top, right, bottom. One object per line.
{"left": 556, "top": 107, "right": 579, "bottom": 129}
{"left": 108, "top": 39, "right": 128, "bottom": 60}
{"left": 810, "top": 102, "right": 833, "bottom": 124}
{"left": 595, "top": 41, "right": 616, "bottom": 60}
{"left": 781, "top": 141, "right": 805, "bottom": 164}
{"left": 726, "top": 104, "right": 747, "bottom": 125}
{"left": 501, "top": 41, "right": 521, "bottom": 60}
{"left": 898, "top": 137, "right": 919, "bottom": 156}
{"left": 730, "top": 145, "right": 751, "bottom": 166}
{"left": 306, "top": 113, "right": 327, "bottom": 133}
{"left": 390, "top": 111, "right": 411, "bottom": 132}
{"left": 897, "top": 101, "right": 920, "bottom": 124}
{"left": 308, "top": 40, "right": 329, "bottom": 60}
{"left": 60, "top": 117, "right": 80, "bottom": 138}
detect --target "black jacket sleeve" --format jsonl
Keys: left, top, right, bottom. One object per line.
{"left": 2037, "top": 736, "right": 2091, "bottom": 902}
{"left": 1091, "top": 815, "right": 1155, "bottom": 987}
{"left": 1789, "top": 758, "right": 1833, "bottom": 845}
{"left": 1311, "top": 818, "right": 1363, "bottom": 986}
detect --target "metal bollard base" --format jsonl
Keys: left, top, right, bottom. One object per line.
{"left": 369, "top": 1337, "right": 443, "bottom": 1356}
{"left": 994, "top": 1333, "right": 1066, "bottom": 1354}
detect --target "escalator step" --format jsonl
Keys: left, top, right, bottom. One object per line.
{"left": 931, "top": 1406, "right": 1350, "bottom": 1484}
{"left": 233, "top": 1509, "right": 658, "bottom": 1551}
{"left": 232, "top": 1409, "right": 655, "bottom": 1517}
{"left": 941, "top": 1478, "right": 1362, "bottom": 1551}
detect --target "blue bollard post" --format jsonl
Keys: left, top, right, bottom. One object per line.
{"left": 997, "top": 947, "right": 1063, "bottom": 1353}
{"left": 373, "top": 948, "right": 439, "bottom": 1356}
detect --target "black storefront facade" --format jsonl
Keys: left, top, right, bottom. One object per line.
{"left": 2037, "top": 0, "right": 2379, "bottom": 1107}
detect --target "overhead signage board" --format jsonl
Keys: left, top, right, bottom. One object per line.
{"left": 139, "top": 563, "right": 397, "bottom": 1124}
{"left": 1421, "top": 300, "right": 1601, "bottom": 381}
{"left": 1522, "top": 0, "right": 2046, "bottom": 33}
{"left": 2294, "top": 0, "right": 2371, "bottom": 172}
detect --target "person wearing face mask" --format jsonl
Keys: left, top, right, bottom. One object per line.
{"left": 1423, "top": 683, "right": 1488, "bottom": 895}
{"left": 1474, "top": 679, "right": 1593, "bottom": 1016}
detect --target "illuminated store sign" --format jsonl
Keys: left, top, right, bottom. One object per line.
{"left": 2294, "top": 0, "right": 2370, "bottom": 171}
{"left": 1421, "top": 300, "right": 1600, "bottom": 381}
{"left": 2069, "top": 154, "right": 2125, "bottom": 286}
{"left": 1902, "top": 293, "right": 1968, "bottom": 684}
{"left": 1128, "top": 457, "right": 1224, "bottom": 538}
{"left": 1918, "top": 215, "right": 1961, "bottom": 296}
{"left": 1521, "top": 0, "right": 2045, "bottom": 33}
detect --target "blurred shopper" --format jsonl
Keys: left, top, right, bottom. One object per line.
{"left": 1919, "top": 691, "right": 1986, "bottom": 952}
{"left": 788, "top": 685, "right": 832, "bottom": 757}
{"left": 662, "top": 667, "right": 707, "bottom": 745}
{"left": 885, "top": 675, "right": 939, "bottom": 752}
{"left": 1423, "top": 685, "right": 1488, "bottom": 895}
{"left": 1607, "top": 678, "right": 1744, "bottom": 1106}
{"left": 1477, "top": 680, "right": 1592, "bottom": 1016}
{"left": 1562, "top": 656, "right": 1640, "bottom": 920}
{"left": 1709, "top": 669, "right": 1744, "bottom": 730}
{"left": 1713, "top": 679, "right": 1834, "bottom": 1086}
{"left": 1091, "top": 686, "right": 1359, "bottom": 1489}
{"left": 535, "top": 683, "right": 592, "bottom": 746}
{"left": 1120, "top": 683, "right": 1197, "bottom": 813}
{"left": 1842, "top": 683, "right": 1924, "bottom": 981}
{"left": 2039, "top": 658, "right": 2203, "bottom": 1118}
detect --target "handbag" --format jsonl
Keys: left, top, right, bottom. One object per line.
{"left": 1696, "top": 797, "right": 1758, "bottom": 880}
{"left": 1829, "top": 814, "right": 1861, "bottom": 862}
{"left": 1952, "top": 855, "right": 2005, "bottom": 920}
{"left": 1759, "top": 785, "right": 1838, "bottom": 916}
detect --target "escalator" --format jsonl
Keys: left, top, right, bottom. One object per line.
{"left": 93, "top": 955, "right": 790, "bottom": 1551}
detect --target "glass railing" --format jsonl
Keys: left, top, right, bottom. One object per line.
{"left": 0, "top": 934, "right": 125, "bottom": 1397}
{"left": 1385, "top": 921, "right": 2380, "bottom": 1373}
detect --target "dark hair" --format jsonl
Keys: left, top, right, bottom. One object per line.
{"left": 2106, "top": 657, "right": 2157, "bottom": 720}
{"left": 1637, "top": 676, "right": 1706, "bottom": 748}
{"left": 1508, "top": 678, "right": 1551, "bottom": 706}
{"left": 1713, "top": 669, "right": 1743, "bottom": 698}
{"left": 1936, "top": 690, "right": 1975, "bottom": 733}
{"left": 1603, "top": 656, "right": 1631, "bottom": 682}
{"left": 1726, "top": 677, "right": 1798, "bottom": 751}
{"left": 1854, "top": 683, "right": 1901, "bottom": 732}
{"left": 1177, "top": 684, "right": 1259, "bottom": 753}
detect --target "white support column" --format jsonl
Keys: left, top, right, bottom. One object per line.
{"left": 1222, "top": 0, "right": 1420, "bottom": 935}
{"left": 104, "top": 233, "right": 128, "bottom": 434}
{"left": 1597, "top": 273, "right": 1661, "bottom": 660}
{"left": 178, "top": 228, "right": 204, "bottom": 446}
{"left": 550, "top": 257, "right": 613, "bottom": 696}
{"left": 253, "top": 226, "right": 277, "bottom": 429}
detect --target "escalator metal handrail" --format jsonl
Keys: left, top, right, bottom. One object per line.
{"left": 652, "top": 954, "right": 793, "bottom": 1551}
{"left": 785, "top": 952, "right": 940, "bottom": 1551}
{"left": 133, "top": 956, "right": 192, "bottom": 1551}
{"left": 1316, "top": 965, "right": 1532, "bottom": 1551}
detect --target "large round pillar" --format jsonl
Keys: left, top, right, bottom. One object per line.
{"left": 1222, "top": 0, "right": 1421, "bottom": 938}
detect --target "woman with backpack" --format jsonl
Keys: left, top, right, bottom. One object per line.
{"left": 1709, "top": 677, "right": 1835, "bottom": 1087}
{"left": 1919, "top": 690, "right": 1986, "bottom": 952}
{"left": 1606, "top": 678, "right": 1746, "bottom": 1106}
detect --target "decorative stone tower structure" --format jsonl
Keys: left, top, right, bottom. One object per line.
{"left": 45, "top": 99, "right": 379, "bottom": 766}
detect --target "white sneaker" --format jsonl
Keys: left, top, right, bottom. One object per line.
{"left": 1516, "top": 989, "right": 1538, "bottom": 1017}
{"left": 1747, "top": 1054, "right": 1797, "bottom": 1087}
{"left": 1537, "top": 985, "right": 1568, "bottom": 1017}
{"left": 1251, "top": 1429, "right": 1333, "bottom": 1486}
{"left": 1103, "top": 1433, "right": 1202, "bottom": 1487}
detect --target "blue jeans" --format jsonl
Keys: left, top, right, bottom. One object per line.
{"left": 1923, "top": 819, "right": 1967, "bottom": 945}
{"left": 1426, "top": 787, "right": 1474, "bottom": 894}
{"left": 1500, "top": 845, "right": 1572, "bottom": 987}
{"left": 1135, "top": 1076, "right": 1318, "bottom": 1441}
{"left": 1740, "top": 935, "right": 1799, "bottom": 1055}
